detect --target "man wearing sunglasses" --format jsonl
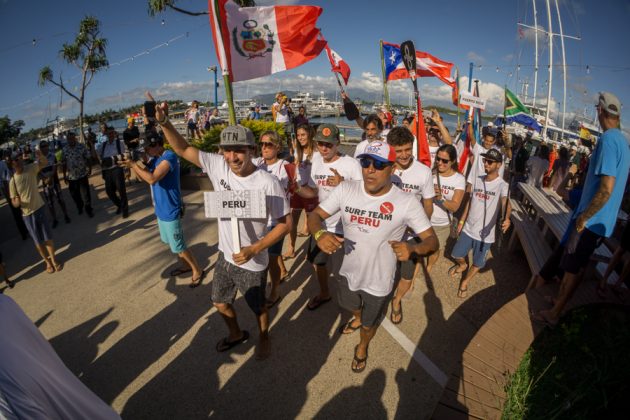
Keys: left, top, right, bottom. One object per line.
{"left": 451, "top": 149, "right": 511, "bottom": 298}
{"left": 149, "top": 97, "right": 290, "bottom": 361}
{"left": 387, "top": 127, "right": 435, "bottom": 324}
{"left": 466, "top": 127, "right": 505, "bottom": 185}
{"left": 120, "top": 134, "right": 205, "bottom": 289}
{"left": 308, "top": 142, "right": 437, "bottom": 372}
{"left": 294, "top": 123, "right": 362, "bottom": 311}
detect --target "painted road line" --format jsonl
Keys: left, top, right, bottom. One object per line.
{"left": 381, "top": 318, "right": 449, "bottom": 387}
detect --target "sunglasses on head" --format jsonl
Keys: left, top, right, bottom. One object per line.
{"left": 435, "top": 157, "right": 450, "bottom": 164}
{"left": 359, "top": 157, "right": 392, "bottom": 170}
{"left": 260, "top": 142, "right": 276, "bottom": 148}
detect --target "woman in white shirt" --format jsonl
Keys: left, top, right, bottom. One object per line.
{"left": 427, "top": 144, "right": 466, "bottom": 273}
{"left": 284, "top": 124, "right": 318, "bottom": 260}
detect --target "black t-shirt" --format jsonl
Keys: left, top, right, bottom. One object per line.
{"left": 123, "top": 126, "right": 140, "bottom": 149}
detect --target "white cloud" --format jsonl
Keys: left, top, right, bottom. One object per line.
{"left": 519, "top": 25, "right": 547, "bottom": 44}
{"left": 466, "top": 51, "right": 486, "bottom": 64}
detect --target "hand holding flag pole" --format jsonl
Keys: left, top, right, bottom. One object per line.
{"left": 400, "top": 40, "right": 430, "bottom": 167}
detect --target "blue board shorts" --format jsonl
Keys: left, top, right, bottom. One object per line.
{"left": 451, "top": 232, "right": 492, "bottom": 268}
{"left": 157, "top": 218, "right": 187, "bottom": 254}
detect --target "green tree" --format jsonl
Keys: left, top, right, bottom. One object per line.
{"left": 147, "top": 0, "right": 255, "bottom": 16}
{"left": 38, "top": 16, "right": 108, "bottom": 143}
{"left": 0, "top": 115, "right": 25, "bottom": 145}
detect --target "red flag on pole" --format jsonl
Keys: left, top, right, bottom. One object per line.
{"left": 208, "top": 0, "right": 327, "bottom": 82}
{"left": 324, "top": 45, "right": 351, "bottom": 85}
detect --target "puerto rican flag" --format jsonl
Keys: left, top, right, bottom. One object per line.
{"left": 382, "top": 42, "right": 455, "bottom": 87}
{"left": 209, "top": 0, "right": 327, "bottom": 82}
{"left": 324, "top": 45, "right": 351, "bottom": 85}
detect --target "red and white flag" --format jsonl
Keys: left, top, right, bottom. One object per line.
{"left": 209, "top": 0, "right": 327, "bottom": 82}
{"left": 324, "top": 45, "right": 350, "bottom": 85}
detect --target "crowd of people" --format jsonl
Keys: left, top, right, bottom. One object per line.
{"left": 1, "top": 89, "right": 628, "bottom": 373}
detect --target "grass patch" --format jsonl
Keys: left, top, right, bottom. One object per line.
{"left": 502, "top": 304, "right": 630, "bottom": 419}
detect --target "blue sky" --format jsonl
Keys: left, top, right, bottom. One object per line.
{"left": 1, "top": 0, "right": 629, "bottom": 133}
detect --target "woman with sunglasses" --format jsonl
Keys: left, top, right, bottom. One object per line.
{"left": 284, "top": 124, "right": 318, "bottom": 260}
{"left": 426, "top": 145, "right": 466, "bottom": 273}
{"left": 254, "top": 130, "right": 291, "bottom": 308}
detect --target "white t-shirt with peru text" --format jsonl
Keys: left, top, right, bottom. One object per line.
{"left": 431, "top": 172, "right": 466, "bottom": 226}
{"left": 462, "top": 175, "right": 508, "bottom": 243}
{"left": 307, "top": 153, "right": 362, "bottom": 234}
{"left": 319, "top": 181, "right": 432, "bottom": 297}
{"left": 199, "top": 152, "right": 290, "bottom": 272}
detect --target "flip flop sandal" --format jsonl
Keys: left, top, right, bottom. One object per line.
{"left": 279, "top": 274, "right": 290, "bottom": 284}
{"left": 351, "top": 345, "right": 368, "bottom": 373}
{"left": 53, "top": 263, "right": 63, "bottom": 273}
{"left": 216, "top": 330, "right": 250, "bottom": 352}
{"left": 189, "top": 270, "right": 206, "bottom": 288}
{"left": 448, "top": 264, "right": 466, "bottom": 278}
{"left": 338, "top": 319, "right": 361, "bottom": 335}
{"left": 265, "top": 295, "right": 283, "bottom": 309}
{"left": 307, "top": 295, "right": 332, "bottom": 311}
{"left": 46, "top": 265, "right": 55, "bottom": 274}
{"left": 390, "top": 301, "right": 403, "bottom": 325}
{"left": 170, "top": 267, "right": 193, "bottom": 277}
{"left": 297, "top": 232, "right": 309, "bottom": 237}
{"left": 457, "top": 287, "right": 468, "bottom": 298}
{"left": 281, "top": 253, "right": 296, "bottom": 261}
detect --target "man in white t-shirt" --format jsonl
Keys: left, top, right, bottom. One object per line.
{"left": 153, "top": 98, "right": 291, "bottom": 361}
{"left": 466, "top": 127, "right": 505, "bottom": 185}
{"left": 308, "top": 142, "right": 438, "bottom": 372}
{"left": 386, "top": 127, "right": 435, "bottom": 324}
{"left": 451, "top": 149, "right": 511, "bottom": 298}
{"left": 352, "top": 114, "right": 386, "bottom": 158}
{"left": 295, "top": 123, "right": 362, "bottom": 310}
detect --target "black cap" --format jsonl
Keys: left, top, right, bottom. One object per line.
{"left": 480, "top": 148, "right": 503, "bottom": 163}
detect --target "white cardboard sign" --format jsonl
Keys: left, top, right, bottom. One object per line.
{"left": 459, "top": 91, "right": 487, "bottom": 110}
{"left": 204, "top": 190, "right": 267, "bottom": 253}
{"left": 204, "top": 190, "right": 267, "bottom": 219}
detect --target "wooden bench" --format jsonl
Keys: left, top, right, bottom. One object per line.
{"left": 508, "top": 199, "right": 552, "bottom": 278}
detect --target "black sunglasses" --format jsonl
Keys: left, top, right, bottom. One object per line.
{"left": 435, "top": 157, "right": 450, "bottom": 164}
{"left": 359, "top": 157, "right": 392, "bottom": 170}
{"left": 316, "top": 141, "right": 334, "bottom": 149}
{"left": 260, "top": 142, "right": 276, "bottom": 148}
{"left": 482, "top": 158, "right": 497, "bottom": 165}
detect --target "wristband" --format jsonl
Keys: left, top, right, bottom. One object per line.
{"left": 458, "top": 220, "right": 465, "bottom": 226}
{"left": 314, "top": 229, "right": 327, "bottom": 241}
{"left": 156, "top": 114, "right": 169, "bottom": 125}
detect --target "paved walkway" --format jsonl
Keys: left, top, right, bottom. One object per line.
{"left": 0, "top": 169, "right": 532, "bottom": 419}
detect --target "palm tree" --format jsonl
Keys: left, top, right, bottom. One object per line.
{"left": 38, "top": 16, "right": 108, "bottom": 143}
{"left": 147, "top": 0, "right": 256, "bottom": 16}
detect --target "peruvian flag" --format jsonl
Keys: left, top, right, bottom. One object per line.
{"left": 324, "top": 45, "right": 351, "bottom": 85}
{"left": 382, "top": 42, "right": 455, "bottom": 87}
{"left": 209, "top": 0, "right": 327, "bottom": 82}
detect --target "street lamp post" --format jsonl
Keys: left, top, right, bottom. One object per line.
{"left": 207, "top": 66, "right": 218, "bottom": 108}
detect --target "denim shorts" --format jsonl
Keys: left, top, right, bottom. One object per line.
{"left": 157, "top": 218, "right": 187, "bottom": 254}
{"left": 451, "top": 232, "right": 492, "bottom": 268}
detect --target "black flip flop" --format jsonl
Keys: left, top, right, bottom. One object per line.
{"left": 216, "top": 330, "right": 250, "bottom": 352}
{"left": 170, "top": 267, "right": 193, "bottom": 277}
{"left": 189, "top": 270, "right": 206, "bottom": 288}
{"left": 307, "top": 296, "right": 332, "bottom": 311}
{"left": 338, "top": 319, "right": 361, "bottom": 335}
{"left": 390, "top": 301, "right": 403, "bottom": 325}
{"left": 351, "top": 345, "right": 368, "bottom": 373}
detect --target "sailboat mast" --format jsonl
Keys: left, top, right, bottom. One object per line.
{"left": 543, "top": 0, "right": 553, "bottom": 140}
{"left": 555, "top": 0, "right": 567, "bottom": 141}
{"left": 532, "top": 0, "right": 539, "bottom": 107}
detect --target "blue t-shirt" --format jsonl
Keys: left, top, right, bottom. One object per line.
{"left": 148, "top": 150, "right": 181, "bottom": 222}
{"left": 575, "top": 128, "right": 630, "bottom": 237}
